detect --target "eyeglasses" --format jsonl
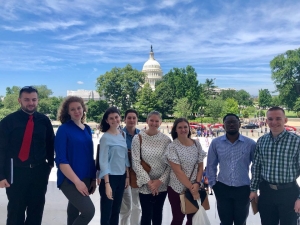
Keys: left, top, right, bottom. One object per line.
{"left": 224, "top": 120, "right": 239, "bottom": 125}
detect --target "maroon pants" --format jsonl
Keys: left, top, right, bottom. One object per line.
{"left": 167, "top": 186, "right": 195, "bottom": 225}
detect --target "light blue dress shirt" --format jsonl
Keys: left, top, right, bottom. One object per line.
{"left": 123, "top": 127, "right": 140, "bottom": 149}
{"left": 206, "top": 134, "right": 256, "bottom": 187}
{"left": 98, "top": 132, "right": 130, "bottom": 179}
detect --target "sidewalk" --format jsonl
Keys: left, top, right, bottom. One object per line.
{"left": 0, "top": 136, "right": 263, "bottom": 225}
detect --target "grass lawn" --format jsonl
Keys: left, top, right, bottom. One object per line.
{"left": 285, "top": 111, "right": 298, "bottom": 118}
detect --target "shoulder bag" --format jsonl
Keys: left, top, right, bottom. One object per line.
{"left": 129, "top": 134, "right": 151, "bottom": 188}
{"left": 178, "top": 140, "right": 210, "bottom": 214}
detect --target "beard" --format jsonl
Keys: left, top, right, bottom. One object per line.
{"left": 226, "top": 130, "right": 239, "bottom": 135}
{"left": 21, "top": 105, "right": 37, "bottom": 114}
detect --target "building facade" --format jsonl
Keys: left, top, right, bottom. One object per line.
{"left": 66, "top": 89, "right": 105, "bottom": 102}
{"left": 142, "top": 46, "right": 163, "bottom": 90}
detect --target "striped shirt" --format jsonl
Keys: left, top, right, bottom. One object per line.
{"left": 250, "top": 130, "right": 300, "bottom": 192}
{"left": 207, "top": 134, "right": 256, "bottom": 187}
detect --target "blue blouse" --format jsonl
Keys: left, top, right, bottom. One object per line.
{"left": 55, "top": 120, "right": 96, "bottom": 187}
{"left": 98, "top": 132, "right": 130, "bottom": 179}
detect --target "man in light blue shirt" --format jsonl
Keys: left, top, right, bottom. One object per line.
{"left": 120, "top": 109, "right": 141, "bottom": 225}
{"left": 207, "top": 113, "right": 256, "bottom": 225}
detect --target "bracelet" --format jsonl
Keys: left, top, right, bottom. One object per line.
{"left": 105, "top": 182, "right": 109, "bottom": 184}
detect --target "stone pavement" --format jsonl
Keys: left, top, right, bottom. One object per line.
{"left": 0, "top": 135, "right": 265, "bottom": 225}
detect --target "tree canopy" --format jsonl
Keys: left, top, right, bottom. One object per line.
{"left": 271, "top": 48, "right": 300, "bottom": 110}
{"left": 96, "top": 64, "right": 146, "bottom": 111}
{"left": 258, "top": 89, "right": 273, "bottom": 108}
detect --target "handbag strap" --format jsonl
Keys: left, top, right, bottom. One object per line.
{"left": 138, "top": 134, "right": 143, "bottom": 160}
{"left": 174, "top": 139, "right": 199, "bottom": 191}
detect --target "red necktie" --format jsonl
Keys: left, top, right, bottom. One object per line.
{"left": 18, "top": 115, "right": 34, "bottom": 162}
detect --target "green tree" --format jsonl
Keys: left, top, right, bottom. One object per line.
{"left": 86, "top": 99, "right": 109, "bottom": 122}
{"left": 220, "top": 89, "right": 236, "bottom": 100}
{"left": 134, "top": 83, "right": 156, "bottom": 116}
{"left": 236, "top": 90, "right": 253, "bottom": 106}
{"left": 206, "top": 97, "right": 224, "bottom": 122}
{"left": 222, "top": 98, "right": 239, "bottom": 116}
{"left": 270, "top": 48, "right": 300, "bottom": 110}
{"left": 242, "top": 110, "right": 249, "bottom": 118}
{"left": 96, "top": 64, "right": 146, "bottom": 111}
{"left": 203, "top": 78, "right": 217, "bottom": 97}
{"left": 3, "top": 86, "right": 20, "bottom": 110}
{"left": 173, "top": 97, "right": 193, "bottom": 118}
{"left": 160, "top": 66, "right": 201, "bottom": 112}
{"left": 258, "top": 89, "right": 273, "bottom": 108}
{"left": 0, "top": 108, "right": 13, "bottom": 120}
{"left": 153, "top": 82, "right": 174, "bottom": 118}
{"left": 271, "top": 96, "right": 282, "bottom": 107}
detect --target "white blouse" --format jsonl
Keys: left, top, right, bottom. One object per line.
{"left": 131, "top": 130, "right": 171, "bottom": 194}
{"left": 165, "top": 138, "right": 207, "bottom": 193}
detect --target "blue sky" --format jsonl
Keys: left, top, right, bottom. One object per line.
{"left": 0, "top": 0, "right": 299, "bottom": 97}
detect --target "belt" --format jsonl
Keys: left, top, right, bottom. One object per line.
{"left": 15, "top": 161, "right": 46, "bottom": 168}
{"left": 264, "top": 181, "right": 296, "bottom": 190}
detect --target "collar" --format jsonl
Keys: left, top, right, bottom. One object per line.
{"left": 220, "top": 133, "right": 245, "bottom": 142}
{"left": 123, "top": 127, "right": 139, "bottom": 136}
{"left": 269, "top": 129, "right": 287, "bottom": 141}
{"left": 18, "top": 109, "right": 36, "bottom": 118}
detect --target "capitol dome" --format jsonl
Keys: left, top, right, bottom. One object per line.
{"left": 142, "top": 46, "right": 163, "bottom": 90}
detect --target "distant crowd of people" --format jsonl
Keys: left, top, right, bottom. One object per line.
{"left": 0, "top": 86, "right": 299, "bottom": 225}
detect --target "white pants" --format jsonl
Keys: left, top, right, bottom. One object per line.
{"left": 119, "top": 186, "right": 141, "bottom": 225}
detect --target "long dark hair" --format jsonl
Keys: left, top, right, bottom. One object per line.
{"left": 171, "top": 118, "right": 191, "bottom": 140}
{"left": 100, "top": 107, "right": 121, "bottom": 132}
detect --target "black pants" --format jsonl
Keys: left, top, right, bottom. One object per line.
{"left": 6, "top": 162, "right": 51, "bottom": 225}
{"left": 213, "top": 181, "right": 250, "bottom": 225}
{"left": 139, "top": 191, "right": 167, "bottom": 225}
{"left": 258, "top": 180, "right": 298, "bottom": 225}
{"left": 99, "top": 174, "right": 126, "bottom": 225}
{"left": 60, "top": 178, "right": 95, "bottom": 225}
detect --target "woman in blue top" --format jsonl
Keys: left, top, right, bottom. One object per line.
{"left": 55, "top": 96, "right": 96, "bottom": 225}
{"left": 98, "top": 107, "right": 130, "bottom": 225}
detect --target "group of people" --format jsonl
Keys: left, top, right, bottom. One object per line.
{"left": 0, "top": 86, "right": 299, "bottom": 225}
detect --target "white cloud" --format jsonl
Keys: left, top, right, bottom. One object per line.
{"left": 0, "top": 0, "right": 299, "bottom": 96}
{"left": 77, "top": 81, "right": 84, "bottom": 84}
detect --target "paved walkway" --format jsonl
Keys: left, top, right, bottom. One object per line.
{"left": 0, "top": 135, "right": 264, "bottom": 224}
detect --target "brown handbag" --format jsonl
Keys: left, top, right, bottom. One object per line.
{"left": 179, "top": 140, "right": 210, "bottom": 214}
{"left": 129, "top": 134, "right": 151, "bottom": 188}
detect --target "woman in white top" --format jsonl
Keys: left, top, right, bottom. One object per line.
{"left": 165, "top": 118, "right": 206, "bottom": 225}
{"left": 131, "top": 111, "right": 171, "bottom": 225}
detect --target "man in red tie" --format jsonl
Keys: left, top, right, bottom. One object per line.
{"left": 0, "top": 86, "right": 55, "bottom": 225}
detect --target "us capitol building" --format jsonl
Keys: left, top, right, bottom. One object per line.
{"left": 142, "top": 45, "right": 163, "bottom": 90}
{"left": 67, "top": 46, "right": 163, "bottom": 99}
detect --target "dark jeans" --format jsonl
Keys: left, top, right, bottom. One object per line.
{"left": 258, "top": 180, "right": 298, "bottom": 225}
{"left": 139, "top": 191, "right": 167, "bottom": 225}
{"left": 99, "top": 174, "right": 126, "bottom": 225}
{"left": 6, "top": 162, "right": 51, "bottom": 225}
{"left": 60, "top": 178, "right": 95, "bottom": 225}
{"left": 213, "top": 181, "right": 250, "bottom": 225}
{"left": 167, "top": 186, "right": 194, "bottom": 225}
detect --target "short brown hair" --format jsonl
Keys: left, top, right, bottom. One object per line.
{"left": 57, "top": 96, "right": 87, "bottom": 124}
{"left": 267, "top": 106, "right": 285, "bottom": 115}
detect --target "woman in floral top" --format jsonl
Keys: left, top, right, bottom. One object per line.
{"left": 132, "top": 111, "right": 171, "bottom": 225}
{"left": 165, "top": 118, "right": 206, "bottom": 225}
